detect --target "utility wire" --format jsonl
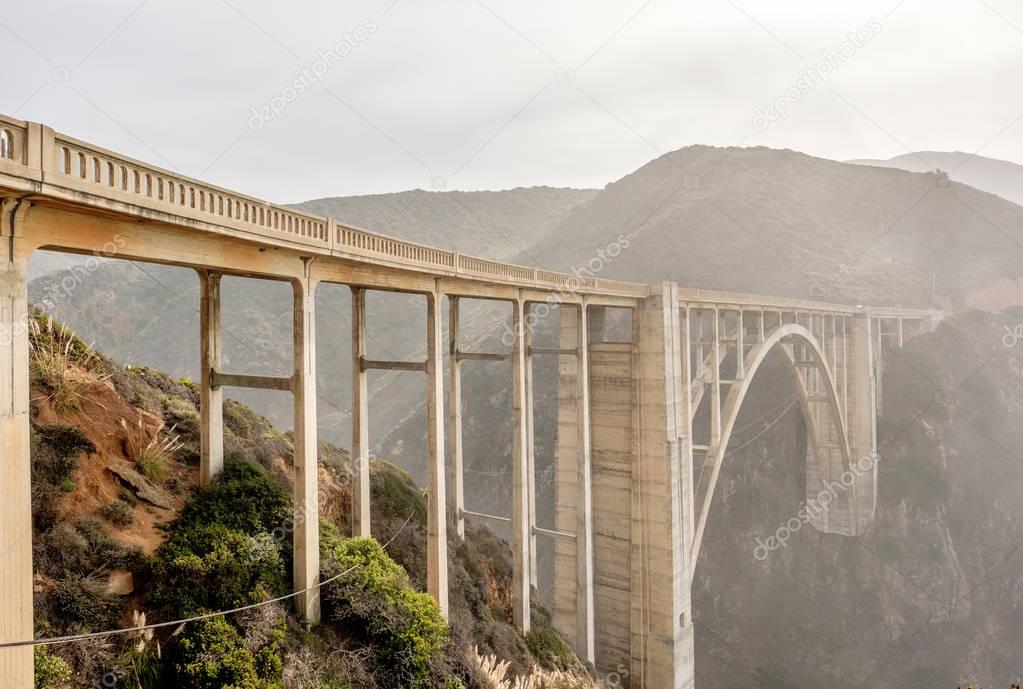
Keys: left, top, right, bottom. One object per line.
{"left": 0, "top": 511, "right": 417, "bottom": 650}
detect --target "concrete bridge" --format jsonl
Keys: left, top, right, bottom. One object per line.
{"left": 0, "top": 114, "right": 938, "bottom": 688}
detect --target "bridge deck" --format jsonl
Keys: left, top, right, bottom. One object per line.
{"left": 0, "top": 114, "right": 938, "bottom": 319}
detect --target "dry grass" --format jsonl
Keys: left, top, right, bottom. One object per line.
{"left": 29, "top": 315, "right": 106, "bottom": 414}
{"left": 121, "top": 417, "right": 183, "bottom": 482}
{"left": 474, "top": 647, "right": 597, "bottom": 689}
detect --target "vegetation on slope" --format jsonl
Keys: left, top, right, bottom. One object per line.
{"left": 27, "top": 313, "right": 588, "bottom": 689}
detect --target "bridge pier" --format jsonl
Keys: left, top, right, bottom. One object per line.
{"left": 293, "top": 275, "right": 321, "bottom": 624}
{"left": 198, "top": 270, "right": 223, "bottom": 489}
{"left": 0, "top": 199, "right": 33, "bottom": 688}
{"left": 630, "top": 283, "right": 694, "bottom": 689}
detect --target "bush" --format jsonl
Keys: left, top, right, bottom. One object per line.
{"left": 525, "top": 612, "right": 575, "bottom": 671}
{"left": 54, "top": 574, "right": 120, "bottom": 630}
{"left": 321, "top": 535, "right": 447, "bottom": 688}
{"left": 176, "top": 460, "right": 292, "bottom": 539}
{"left": 100, "top": 499, "right": 135, "bottom": 526}
{"left": 173, "top": 616, "right": 283, "bottom": 689}
{"left": 147, "top": 460, "right": 293, "bottom": 617}
{"left": 29, "top": 313, "right": 106, "bottom": 413}
{"left": 150, "top": 523, "right": 285, "bottom": 616}
{"left": 34, "top": 647, "right": 74, "bottom": 689}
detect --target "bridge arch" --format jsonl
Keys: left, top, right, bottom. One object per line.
{"left": 690, "top": 323, "right": 858, "bottom": 569}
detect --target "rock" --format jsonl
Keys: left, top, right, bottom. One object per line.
{"left": 107, "top": 464, "right": 173, "bottom": 509}
{"left": 106, "top": 570, "right": 134, "bottom": 596}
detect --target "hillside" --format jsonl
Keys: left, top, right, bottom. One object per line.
{"left": 519, "top": 145, "right": 1023, "bottom": 309}
{"left": 850, "top": 151, "right": 1023, "bottom": 208}
{"left": 28, "top": 314, "right": 590, "bottom": 689}
{"left": 292, "top": 187, "right": 597, "bottom": 261}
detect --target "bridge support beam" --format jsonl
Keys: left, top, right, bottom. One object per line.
{"left": 351, "top": 288, "right": 371, "bottom": 538}
{"left": 0, "top": 200, "right": 32, "bottom": 689}
{"left": 631, "top": 283, "right": 694, "bottom": 689}
{"left": 511, "top": 296, "right": 531, "bottom": 633}
{"left": 848, "top": 313, "right": 878, "bottom": 532}
{"left": 198, "top": 270, "right": 223, "bottom": 489}
{"left": 426, "top": 290, "right": 449, "bottom": 618}
{"left": 448, "top": 297, "right": 465, "bottom": 538}
{"left": 293, "top": 276, "right": 321, "bottom": 624}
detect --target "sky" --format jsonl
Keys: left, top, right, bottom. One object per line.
{"left": 2, "top": 0, "right": 1022, "bottom": 203}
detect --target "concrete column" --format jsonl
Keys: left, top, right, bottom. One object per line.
{"left": 874, "top": 317, "right": 884, "bottom": 417}
{"left": 679, "top": 306, "right": 695, "bottom": 559}
{"left": 575, "top": 303, "right": 595, "bottom": 664}
{"left": 630, "top": 282, "right": 693, "bottom": 689}
{"left": 198, "top": 270, "right": 223, "bottom": 489}
{"left": 293, "top": 276, "right": 320, "bottom": 624}
{"left": 0, "top": 199, "right": 33, "bottom": 689}
{"left": 849, "top": 314, "right": 878, "bottom": 533}
{"left": 710, "top": 307, "right": 721, "bottom": 447}
{"left": 425, "top": 290, "right": 449, "bottom": 617}
{"left": 351, "top": 287, "right": 371, "bottom": 537}
{"left": 735, "top": 309, "right": 745, "bottom": 379}
{"left": 511, "top": 297, "right": 531, "bottom": 633}
{"left": 447, "top": 297, "right": 465, "bottom": 538}
{"left": 525, "top": 304, "right": 538, "bottom": 590}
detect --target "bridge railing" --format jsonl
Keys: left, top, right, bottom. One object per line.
{"left": 49, "top": 132, "right": 331, "bottom": 250}
{"left": 0, "top": 115, "right": 945, "bottom": 309}
{"left": 0, "top": 117, "right": 651, "bottom": 298}
{"left": 0, "top": 114, "right": 28, "bottom": 168}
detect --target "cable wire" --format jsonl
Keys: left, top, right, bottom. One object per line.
{"left": 0, "top": 511, "right": 417, "bottom": 650}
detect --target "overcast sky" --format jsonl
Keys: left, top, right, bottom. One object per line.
{"left": 2, "top": 0, "right": 1021, "bottom": 202}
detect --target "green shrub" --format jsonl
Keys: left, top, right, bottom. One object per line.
{"left": 100, "top": 499, "right": 135, "bottom": 526}
{"left": 525, "top": 615, "right": 575, "bottom": 670}
{"left": 54, "top": 574, "right": 119, "bottom": 629}
{"left": 321, "top": 536, "right": 447, "bottom": 688}
{"left": 150, "top": 523, "right": 285, "bottom": 615}
{"left": 34, "top": 647, "right": 74, "bottom": 689}
{"left": 173, "top": 616, "right": 283, "bottom": 689}
{"left": 176, "top": 460, "right": 291, "bottom": 539}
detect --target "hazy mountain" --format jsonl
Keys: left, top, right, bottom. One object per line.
{"left": 518, "top": 145, "right": 1023, "bottom": 309}
{"left": 293, "top": 186, "right": 598, "bottom": 261}
{"left": 849, "top": 151, "right": 1023, "bottom": 208}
